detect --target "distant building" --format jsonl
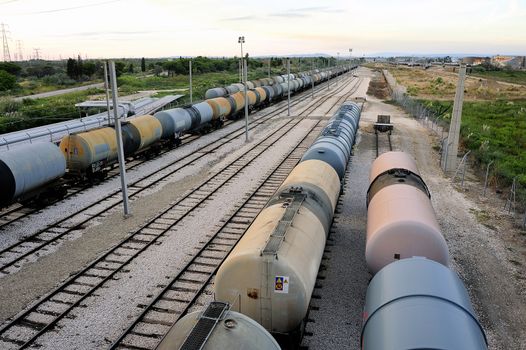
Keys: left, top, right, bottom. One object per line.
{"left": 492, "top": 55, "right": 526, "bottom": 69}
{"left": 461, "top": 56, "right": 490, "bottom": 65}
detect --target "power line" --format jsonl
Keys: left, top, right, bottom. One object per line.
{"left": 15, "top": 0, "right": 122, "bottom": 15}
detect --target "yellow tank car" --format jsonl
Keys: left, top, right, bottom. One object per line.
{"left": 60, "top": 127, "right": 118, "bottom": 175}
{"left": 126, "top": 115, "right": 162, "bottom": 151}
{"left": 206, "top": 97, "right": 232, "bottom": 119}
{"left": 246, "top": 90, "right": 258, "bottom": 107}
{"left": 255, "top": 87, "right": 267, "bottom": 105}
{"left": 228, "top": 91, "right": 246, "bottom": 114}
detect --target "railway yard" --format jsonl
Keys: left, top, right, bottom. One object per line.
{"left": 0, "top": 67, "right": 525, "bottom": 350}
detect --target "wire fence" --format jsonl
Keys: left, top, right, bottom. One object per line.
{"left": 382, "top": 69, "right": 526, "bottom": 229}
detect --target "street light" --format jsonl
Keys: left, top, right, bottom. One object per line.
{"left": 238, "top": 36, "right": 249, "bottom": 142}
{"left": 238, "top": 36, "right": 244, "bottom": 83}
{"left": 349, "top": 48, "right": 353, "bottom": 70}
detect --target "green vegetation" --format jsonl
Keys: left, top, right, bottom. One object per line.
{"left": 0, "top": 55, "right": 332, "bottom": 134}
{"left": 471, "top": 69, "right": 526, "bottom": 86}
{"left": 0, "top": 71, "right": 17, "bottom": 91}
{"left": 0, "top": 88, "right": 103, "bottom": 134}
{"left": 422, "top": 99, "right": 526, "bottom": 197}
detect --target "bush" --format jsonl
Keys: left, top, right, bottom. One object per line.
{"left": 42, "top": 73, "right": 76, "bottom": 86}
{"left": 0, "top": 70, "right": 17, "bottom": 91}
{"left": 0, "top": 98, "right": 21, "bottom": 114}
{"left": 0, "top": 62, "right": 22, "bottom": 76}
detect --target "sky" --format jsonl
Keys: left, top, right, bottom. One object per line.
{"left": 0, "top": 0, "right": 525, "bottom": 60}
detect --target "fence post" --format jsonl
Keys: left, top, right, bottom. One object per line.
{"left": 482, "top": 161, "right": 494, "bottom": 197}
{"left": 504, "top": 177, "right": 517, "bottom": 214}
{"left": 452, "top": 150, "right": 470, "bottom": 185}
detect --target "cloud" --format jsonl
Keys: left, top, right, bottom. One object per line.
{"left": 269, "top": 6, "right": 343, "bottom": 18}
{"left": 221, "top": 15, "right": 259, "bottom": 21}
{"left": 49, "top": 30, "right": 162, "bottom": 38}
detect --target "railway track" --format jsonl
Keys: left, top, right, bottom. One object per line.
{"left": 375, "top": 129, "right": 393, "bottom": 157}
{"left": 0, "top": 71, "right": 353, "bottom": 231}
{"left": 0, "top": 74, "right": 358, "bottom": 276}
{"left": 110, "top": 83, "right": 364, "bottom": 350}
{"left": 0, "top": 77, "right": 361, "bottom": 350}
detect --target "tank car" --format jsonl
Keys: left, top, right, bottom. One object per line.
{"left": 60, "top": 127, "right": 118, "bottom": 177}
{"left": 156, "top": 301, "right": 281, "bottom": 350}
{"left": 120, "top": 115, "right": 162, "bottom": 156}
{"left": 361, "top": 257, "right": 487, "bottom": 350}
{"left": 215, "top": 102, "right": 361, "bottom": 335}
{"left": 301, "top": 101, "right": 361, "bottom": 180}
{"left": 0, "top": 142, "right": 66, "bottom": 207}
{"left": 365, "top": 151, "right": 449, "bottom": 273}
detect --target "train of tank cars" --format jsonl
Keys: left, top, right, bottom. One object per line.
{"left": 157, "top": 102, "right": 488, "bottom": 349}
{"left": 0, "top": 66, "right": 352, "bottom": 208}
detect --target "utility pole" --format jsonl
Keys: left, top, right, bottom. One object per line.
{"left": 244, "top": 59, "right": 249, "bottom": 142}
{"left": 287, "top": 58, "right": 291, "bottom": 116}
{"left": 268, "top": 58, "right": 271, "bottom": 78}
{"left": 1, "top": 23, "right": 11, "bottom": 62}
{"left": 349, "top": 48, "right": 353, "bottom": 69}
{"left": 103, "top": 62, "right": 112, "bottom": 125}
{"left": 108, "top": 60, "right": 131, "bottom": 216}
{"left": 443, "top": 64, "right": 467, "bottom": 173}
{"left": 189, "top": 59, "right": 193, "bottom": 104}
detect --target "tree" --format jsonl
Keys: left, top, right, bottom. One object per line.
{"left": 0, "top": 70, "right": 17, "bottom": 91}
{"left": 141, "top": 57, "right": 146, "bottom": 72}
{"left": 82, "top": 61, "right": 97, "bottom": 77}
{"left": 77, "top": 55, "right": 83, "bottom": 79}
{"left": 127, "top": 63, "right": 134, "bottom": 73}
{"left": 66, "top": 58, "right": 77, "bottom": 79}
{"left": 0, "top": 62, "right": 22, "bottom": 76}
{"left": 114, "top": 61, "right": 126, "bottom": 77}
{"left": 26, "top": 65, "right": 56, "bottom": 78}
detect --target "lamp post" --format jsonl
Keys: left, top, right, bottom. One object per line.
{"left": 238, "top": 36, "right": 244, "bottom": 83}
{"left": 349, "top": 48, "right": 353, "bottom": 70}
{"left": 238, "top": 36, "right": 249, "bottom": 142}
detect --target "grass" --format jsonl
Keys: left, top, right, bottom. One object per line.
{"left": 117, "top": 67, "right": 285, "bottom": 106}
{"left": 13, "top": 79, "right": 102, "bottom": 97}
{"left": 471, "top": 70, "right": 526, "bottom": 86}
{"left": 422, "top": 99, "right": 526, "bottom": 199}
{"left": 0, "top": 88, "right": 104, "bottom": 134}
{"left": 387, "top": 66, "right": 526, "bottom": 101}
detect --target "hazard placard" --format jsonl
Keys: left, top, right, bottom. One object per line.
{"left": 274, "top": 276, "right": 289, "bottom": 293}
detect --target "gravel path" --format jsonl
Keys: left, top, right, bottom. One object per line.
{"left": 302, "top": 67, "right": 526, "bottom": 349}
{"left": 13, "top": 83, "right": 104, "bottom": 101}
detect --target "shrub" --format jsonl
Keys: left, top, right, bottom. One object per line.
{"left": 0, "top": 70, "right": 17, "bottom": 91}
